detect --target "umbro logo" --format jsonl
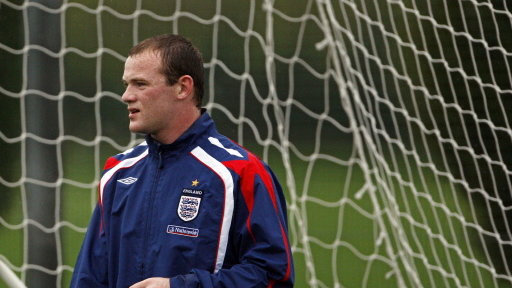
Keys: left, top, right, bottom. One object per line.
{"left": 117, "top": 177, "right": 138, "bottom": 185}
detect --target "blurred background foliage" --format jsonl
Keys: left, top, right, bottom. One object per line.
{"left": 1, "top": 0, "right": 512, "bottom": 287}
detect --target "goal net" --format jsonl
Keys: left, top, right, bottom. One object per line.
{"left": 1, "top": 0, "right": 511, "bottom": 287}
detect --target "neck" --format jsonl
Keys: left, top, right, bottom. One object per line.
{"left": 151, "top": 107, "right": 201, "bottom": 144}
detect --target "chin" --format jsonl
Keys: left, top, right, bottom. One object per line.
{"left": 128, "top": 124, "right": 146, "bottom": 134}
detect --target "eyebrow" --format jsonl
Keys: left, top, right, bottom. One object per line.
{"left": 122, "top": 77, "right": 147, "bottom": 84}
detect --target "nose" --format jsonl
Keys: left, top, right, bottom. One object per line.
{"left": 121, "top": 86, "right": 134, "bottom": 103}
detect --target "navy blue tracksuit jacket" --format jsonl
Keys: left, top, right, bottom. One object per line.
{"left": 71, "top": 112, "right": 294, "bottom": 287}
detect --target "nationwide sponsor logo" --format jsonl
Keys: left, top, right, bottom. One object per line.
{"left": 166, "top": 225, "right": 199, "bottom": 237}
{"left": 177, "top": 195, "right": 201, "bottom": 221}
{"left": 117, "top": 177, "right": 138, "bottom": 185}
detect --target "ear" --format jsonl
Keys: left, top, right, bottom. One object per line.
{"left": 176, "top": 75, "right": 194, "bottom": 100}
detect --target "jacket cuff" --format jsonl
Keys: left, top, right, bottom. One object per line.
{"left": 170, "top": 273, "right": 199, "bottom": 287}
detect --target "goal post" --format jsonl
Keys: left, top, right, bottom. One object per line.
{"left": 0, "top": 259, "right": 25, "bottom": 288}
{"left": 1, "top": 0, "right": 511, "bottom": 287}
{"left": 23, "top": 0, "right": 61, "bottom": 287}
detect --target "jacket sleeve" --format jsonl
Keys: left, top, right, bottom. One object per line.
{"left": 70, "top": 198, "right": 109, "bottom": 287}
{"left": 170, "top": 158, "right": 294, "bottom": 287}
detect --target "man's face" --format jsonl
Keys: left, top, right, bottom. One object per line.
{"left": 121, "top": 51, "right": 179, "bottom": 140}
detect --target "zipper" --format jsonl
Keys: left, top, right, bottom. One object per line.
{"left": 141, "top": 149, "right": 164, "bottom": 278}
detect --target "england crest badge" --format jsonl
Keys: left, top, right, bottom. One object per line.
{"left": 178, "top": 180, "right": 204, "bottom": 222}
{"left": 178, "top": 195, "right": 201, "bottom": 221}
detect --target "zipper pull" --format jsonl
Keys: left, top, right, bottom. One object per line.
{"left": 158, "top": 150, "right": 164, "bottom": 169}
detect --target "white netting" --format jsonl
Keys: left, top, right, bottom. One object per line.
{"left": 0, "top": 0, "right": 511, "bottom": 287}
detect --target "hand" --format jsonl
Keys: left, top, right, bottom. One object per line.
{"left": 129, "top": 277, "right": 170, "bottom": 288}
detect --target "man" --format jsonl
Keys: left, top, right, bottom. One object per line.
{"left": 71, "top": 34, "right": 294, "bottom": 287}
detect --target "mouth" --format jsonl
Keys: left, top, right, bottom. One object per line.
{"left": 128, "top": 107, "right": 140, "bottom": 117}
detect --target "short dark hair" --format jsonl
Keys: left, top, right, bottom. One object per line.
{"left": 129, "top": 34, "right": 205, "bottom": 107}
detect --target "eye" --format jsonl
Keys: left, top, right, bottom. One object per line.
{"left": 135, "top": 81, "right": 147, "bottom": 87}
